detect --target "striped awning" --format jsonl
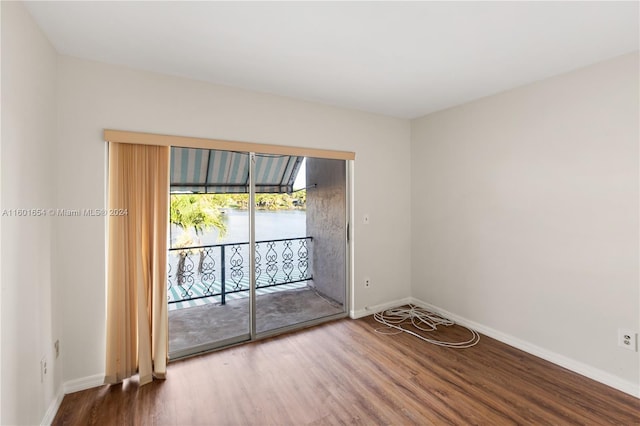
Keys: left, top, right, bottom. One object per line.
{"left": 170, "top": 147, "right": 303, "bottom": 194}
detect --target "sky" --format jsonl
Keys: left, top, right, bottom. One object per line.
{"left": 293, "top": 158, "right": 306, "bottom": 191}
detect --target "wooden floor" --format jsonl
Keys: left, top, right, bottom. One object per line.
{"left": 53, "top": 315, "right": 640, "bottom": 425}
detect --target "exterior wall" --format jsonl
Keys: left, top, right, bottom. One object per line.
{"left": 306, "top": 158, "right": 346, "bottom": 305}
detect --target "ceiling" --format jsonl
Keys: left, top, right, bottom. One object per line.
{"left": 25, "top": 1, "right": 639, "bottom": 119}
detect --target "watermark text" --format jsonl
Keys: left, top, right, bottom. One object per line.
{"left": 1, "top": 208, "right": 128, "bottom": 217}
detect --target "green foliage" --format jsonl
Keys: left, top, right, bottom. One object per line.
{"left": 220, "top": 194, "right": 249, "bottom": 209}
{"left": 170, "top": 194, "right": 227, "bottom": 238}
{"left": 256, "top": 193, "right": 286, "bottom": 210}
{"left": 291, "top": 189, "right": 306, "bottom": 206}
{"left": 254, "top": 191, "right": 306, "bottom": 210}
{"left": 182, "top": 191, "right": 306, "bottom": 211}
{"left": 170, "top": 191, "right": 306, "bottom": 246}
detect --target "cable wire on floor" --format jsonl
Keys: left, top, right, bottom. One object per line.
{"left": 373, "top": 304, "right": 480, "bottom": 348}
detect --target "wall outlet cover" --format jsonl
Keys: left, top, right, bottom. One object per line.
{"left": 618, "top": 329, "right": 637, "bottom": 352}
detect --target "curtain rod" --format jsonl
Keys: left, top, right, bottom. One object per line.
{"left": 104, "top": 129, "right": 356, "bottom": 161}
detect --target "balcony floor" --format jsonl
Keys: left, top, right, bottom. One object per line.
{"left": 169, "top": 286, "right": 343, "bottom": 356}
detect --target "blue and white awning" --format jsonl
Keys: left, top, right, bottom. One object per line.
{"left": 170, "top": 147, "right": 303, "bottom": 194}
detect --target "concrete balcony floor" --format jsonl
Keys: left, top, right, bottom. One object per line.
{"left": 169, "top": 286, "right": 343, "bottom": 356}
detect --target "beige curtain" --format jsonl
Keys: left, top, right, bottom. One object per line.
{"left": 105, "top": 142, "right": 169, "bottom": 385}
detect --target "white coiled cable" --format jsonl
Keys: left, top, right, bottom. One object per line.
{"left": 373, "top": 304, "right": 480, "bottom": 348}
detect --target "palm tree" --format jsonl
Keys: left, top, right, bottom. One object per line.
{"left": 170, "top": 194, "right": 227, "bottom": 239}
{"left": 170, "top": 194, "right": 228, "bottom": 278}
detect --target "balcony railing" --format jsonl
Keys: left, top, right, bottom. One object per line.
{"left": 168, "top": 236, "right": 312, "bottom": 306}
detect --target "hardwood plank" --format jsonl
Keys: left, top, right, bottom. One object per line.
{"left": 52, "top": 315, "right": 640, "bottom": 425}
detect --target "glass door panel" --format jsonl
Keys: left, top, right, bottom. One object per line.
{"left": 168, "top": 148, "right": 251, "bottom": 358}
{"left": 255, "top": 156, "right": 348, "bottom": 335}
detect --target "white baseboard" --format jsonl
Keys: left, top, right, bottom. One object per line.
{"left": 409, "top": 297, "right": 640, "bottom": 399}
{"left": 40, "top": 374, "right": 104, "bottom": 424}
{"left": 63, "top": 374, "right": 105, "bottom": 394}
{"left": 350, "top": 297, "right": 414, "bottom": 319}
{"left": 40, "top": 297, "right": 638, "bottom": 426}
{"left": 40, "top": 387, "right": 64, "bottom": 426}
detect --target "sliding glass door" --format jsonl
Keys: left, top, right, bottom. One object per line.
{"left": 167, "top": 148, "right": 349, "bottom": 358}
{"left": 255, "top": 156, "right": 348, "bottom": 336}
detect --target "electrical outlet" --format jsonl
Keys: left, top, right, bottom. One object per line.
{"left": 618, "top": 329, "right": 637, "bottom": 351}
{"left": 54, "top": 340, "right": 60, "bottom": 359}
{"left": 364, "top": 278, "right": 371, "bottom": 288}
{"left": 40, "top": 357, "right": 47, "bottom": 382}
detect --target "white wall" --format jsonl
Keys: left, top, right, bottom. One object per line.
{"left": 411, "top": 53, "right": 639, "bottom": 393}
{"left": 56, "top": 56, "right": 412, "bottom": 383}
{"left": 1, "top": 2, "right": 61, "bottom": 424}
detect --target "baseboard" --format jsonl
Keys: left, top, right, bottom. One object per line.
{"left": 350, "top": 297, "right": 413, "bottom": 319}
{"left": 63, "top": 374, "right": 105, "bottom": 394}
{"left": 409, "top": 297, "right": 640, "bottom": 399}
{"left": 40, "top": 386, "right": 64, "bottom": 426}
{"left": 41, "top": 374, "right": 105, "bottom": 424}
{"left": 52, "top": 300, "right": 639, "bottom": 404}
